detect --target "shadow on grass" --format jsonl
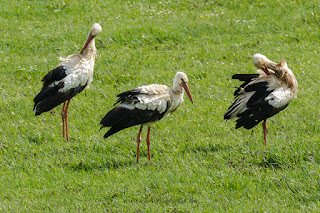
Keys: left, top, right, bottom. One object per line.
{"left": 188, "top": 143, "right": 232, "bottom": 154}
{"left": 252, "top": 150, "right": 295, "bottom": 169}
{"left": 27, "top": 136, "right": 43, "bottom": 145}
{"left": 255, "top": 152, "right": 284, "bottom": 169}
{"left": 68, "top": 159, "right": 136, "bottom": 171}
{"left": 224, "top": 149, "right": 320, "bottom": 172}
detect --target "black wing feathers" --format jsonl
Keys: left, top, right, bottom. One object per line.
{"left": 227, "top": 74, "right": 287, "bottom": 129}
{"left": 33, "top": 81, "right": 64, "bottom": 105}
{"left": 235, "top": 104, "right": 288, "bottom": 129}
{"left": 232, "top": 74, "right": 259, "bottom": 97}
{"left": 100, "top": 88, "right": 168, "bottom": 138}
{"left": 33, "top": 64, "right": 89, "bottom": 115}
{"left": 235, "top": 81, "right": 274, "bottom": 129}
{"left": 232, "top": 74, "right": 259, "bottom": 81}
{"left": 42, "top": 65, "right": 67, "bottom": 88}
{"left": 245, "top": 82, "right": 272, "bottom": 107}
{"left": 33, "top": 83, "right": 87, "bottom": 115}
{"left": 114, "top": 89, "right": 141, "bottom": 105}
{"left": 100, "top": 106, "right": 167, "bottom": 138}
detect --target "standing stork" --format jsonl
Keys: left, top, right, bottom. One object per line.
{"left": 224, "top": 54, "right": 298, "bottom": 145}
{"left": 100, "top": 72, "right": 194, "bottom": 163}
{"left": 33, "top": 23, "right": 102, "bottom": 142}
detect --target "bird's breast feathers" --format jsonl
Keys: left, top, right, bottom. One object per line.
{"left": 248, "top": 75, "right": 295, "bottom": 108}
{"left": 262, "top": 75, "right": 295, "bottom": 108}
{"left": 265, "top": 87, "right": 294, "bottom": 108}
{"left": 59, "top": 56, "right": 92, "bottom": 75}
{"left": 51, "top": 55, "right": 93, "bottom": 92}
{"left": 225, "top": 77, "right": 295, "bottom": 120}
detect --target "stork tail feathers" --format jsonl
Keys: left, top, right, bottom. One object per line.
{"left": 103, "top": 128, "right": 121, "bottom": 138}
{"left": 33, "top": 86, "right": 61, "bottom": 115}
{"left": 100, "top": 107, "right": 134, "bottom": 138}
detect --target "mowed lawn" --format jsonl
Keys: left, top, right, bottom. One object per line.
{"left": 1, "top": 0, "right": 320, "bottom": 211}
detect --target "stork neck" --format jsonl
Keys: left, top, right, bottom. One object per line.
{"left": 173, "top": 84, "right": 184, "bottom": 94}
{"left": 265, "top": 59, "right": 278, "bottom": 71}
{"left": 81, "top": 39, "right": 96, "bottom": 59}
{"left": 281, "top": 70, "right": 298, "bottom": 95}
{"left": 168, "top": 86, "right": 184, "bottom": 113}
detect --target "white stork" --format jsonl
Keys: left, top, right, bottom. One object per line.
{"left": 33, "top": 23, "right": 102, "bottom": 142}
{"left": 224, "top": 54, "right": 298, "bottom": 145}
{"left": 100, "top": 72, "right": 194, "bottom": 163}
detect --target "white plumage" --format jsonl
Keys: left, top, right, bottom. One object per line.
{"left": 224, "top": 53, "right": 298, "bottom": 145}
{"left": 33, "top": 23, "right": 102, "bottom": 142}
{"left": 100, "top": 72, "right": 194, "bottom": 163}
{"left": 266, "top": 87, "right": 295, "bottom": 108}
{"left": 134, "top": 84, "right": 172, "bottom": 113}
{"left": 57, "top": 55, "right": 93, "bottom": 92}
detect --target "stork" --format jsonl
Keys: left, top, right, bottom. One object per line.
{"left": 224, "top": 54, "right": 298, "bottom": 145}
{"left": 100, "top": 72, "right": 194, "bottom": 163}
{"left": 33, "top": 23, "right": 102, "bottom": 142}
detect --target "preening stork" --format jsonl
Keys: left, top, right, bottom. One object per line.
{"left": 224, "top": 54, "right": 298, "bottom": 145}
{"left": 33, "top": 23, "right": 102, "bottom": 142}
{"left": 100, "top": 72, "right": 194, "bottom": 163}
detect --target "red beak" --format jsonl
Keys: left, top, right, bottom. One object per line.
{"left": 80, "top": 34, "right": 94, "bottom": 54}
{"left": 262, "top": 63, "right": 270, "bottom": 76}
{"left": 182, "top": 83, "right": 194, "bottom": 104}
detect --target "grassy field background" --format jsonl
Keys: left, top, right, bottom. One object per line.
{"left": 1, "top": 0, "right": 320, "bottom": 211}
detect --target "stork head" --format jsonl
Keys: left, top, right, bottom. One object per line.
{"left": 90, "top": 23, "right": 102, "bottom": 37}
{"left": 254, "top": 53, "right": 292, "bottom": 74}
{"left": 253, "top": 53, "right": 271, "bottom": 69}
{"left": 253, "top": 53, "right": 279, "bottom": 75}
{"left": 253, "top": 54, "right": 297, "bottom": 93}
{"left": 80, "top": 23, "right": 102, "bottom": 54}
{"left": 173, "top": 72, "right": 194, "bottom": 104}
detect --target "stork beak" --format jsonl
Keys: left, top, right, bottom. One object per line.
{"left": 262, "top": 62, "right": 270, "bottom": 76}
{"left": 182, "top": 83, "right": 194, "bottom": 104}
{"left": 80, "top": 34, "right": 94, "bottom": 54}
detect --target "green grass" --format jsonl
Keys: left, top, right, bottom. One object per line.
{"left": 1, "top": 0, "right": 320, "bottom": 211}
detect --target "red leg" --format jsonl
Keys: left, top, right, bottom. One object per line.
{"left": 136, "top": 125, "right": 143, "bottom": 163}
{"left": 61, "top": 102, "right": 66, "bottom": 139}
{"left": 262, "top": 119, "right": 268, "bottom": 145}
{"left": 146, "top": 126, "right": 151, "bottom": 163}
{"left": 64, "top": 99, "right": 71, "bottom": 142}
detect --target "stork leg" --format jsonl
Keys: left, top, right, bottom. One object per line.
{"left": 64, "top": 99, "right": 71, "bottom": 142}
{"left": 146, "top": 126, "right": 151, "bottom": 163}
{"left": 262, "top": 119, "right": 268, "bottom": 145}
{"left": 136, "top": 125, "right": 143, "bottom": 163}
{"left": 61, "top": 102, "right": 66, "bottom": 139}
